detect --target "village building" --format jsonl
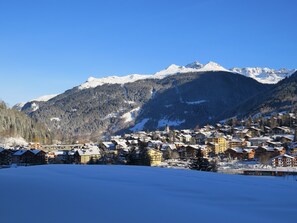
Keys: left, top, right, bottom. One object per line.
{"left": 228, "top": 138, "right": 244, "bottom": 149}
{"left": 178, "top": 145, "right": 202, "bottom": 159}
{"left": 146, "top": 149, "right": 162, "bottom": 166}
{"left": 12, "top": 149, "right": 46, "bottom": 165}
{"left": 225, "top": 148, "right": 243, "bottom": 160}
{"left": 206, "top": 135, "right": 228, "bottom": 154}
{"left": 0, "top": 148, "right": 13, "bottom": 166}
{"left": 248, "top": 137, "right": 271, "bottom": 146}
{"left": 272, "top": 154, "right": 297, "bottom": 167}
{"left": 74, "top": 146, "right": 101, "bottom": 164}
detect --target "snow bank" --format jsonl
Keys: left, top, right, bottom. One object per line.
{"left": 0, "top": 165, "right": 296, "bottom": 223}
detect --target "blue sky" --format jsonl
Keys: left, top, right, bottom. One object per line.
{"left": 0, "top": 0, "right": 296, "bottom": 106}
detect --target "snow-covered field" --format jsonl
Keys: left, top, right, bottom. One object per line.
{"left": 0, "top": 165, "right": 296, "bottom": 223}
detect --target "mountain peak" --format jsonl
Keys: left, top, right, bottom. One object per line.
{"left": 199, "top": 61, "right": 229, "bottom": 72}
{"left": 230, "top": 67, "right": 295, "bottom": 84}
{"left": 185, "top": 61, "right": 203, "bottom": 69}
{"left": 166, "top": 64, "right": 181, "bottom": 70}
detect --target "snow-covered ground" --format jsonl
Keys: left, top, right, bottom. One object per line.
{"left": 0, "top": 165, "right": 296, "bottom": 223}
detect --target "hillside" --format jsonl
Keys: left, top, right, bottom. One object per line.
{"left": 0, "top": 165, "right": 296, "bottom": 223}
{"left": 19, "top": 71, "right": 269, "bottom": 141}
{"left": 221, "top": 70, "right": 297, "bottom": 119}
{"left": 132, "top": 71, "right": 270, "bottom": 131}
{"left": 0, "top": 101, "right": 52, "bottom": 144}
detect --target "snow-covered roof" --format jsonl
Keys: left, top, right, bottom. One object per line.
{"left": 13, "top": 150, "right": 29, "bottom": 156}
{"left": 30, "top": 149, "right": 43, "bottom": 155}
{"left": 257, "top": 146, "right": 275, "bottom": 152}
{"left": 102, "top": 142, "right": 115, "bottom": 149}
{"left": 77, "top": 147, "right": 101, "bottom": 156}
{"left": 229, "top": 148, "right": 243, "bottom": 153}
{"left": 272, "top": 154, "right": 294, "bottom": 160}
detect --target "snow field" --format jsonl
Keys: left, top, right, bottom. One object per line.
{"left": 0, "top": 165, "right": 296, "bottom": 223}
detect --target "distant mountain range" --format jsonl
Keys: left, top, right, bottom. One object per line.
{"left": 13, "top": 61, "right": 297, "bottom": 142}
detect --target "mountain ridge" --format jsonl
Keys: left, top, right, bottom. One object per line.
{"left": 15, "top": 61, "right": 296, "bottom": 110}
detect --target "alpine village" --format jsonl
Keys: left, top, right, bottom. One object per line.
{"left": 2, "top": 111, "right": 297, "bottom": 176}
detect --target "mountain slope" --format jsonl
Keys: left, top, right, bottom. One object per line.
{"left": 221, "top": 71, "right": 297, "bottom": 119}
{"left": 19, "top": 70, "right": 269, "bottom": 142}
{"left": 131, "top": 71, "right": 270, "bottom": 131}
{"left": 230, "top": 67, "right": 295, "bottom": 84}
{"left": 0, "top": 101, "right": 53, "bottom": 144}
{"left": 15, "top": 61, "right": 296, "bottom": 114}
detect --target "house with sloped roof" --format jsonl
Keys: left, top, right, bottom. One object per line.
{"left": 272, "top": 154, "right": 297, "bottom": 167}
{"left": 12, "top": 149, "right": 46, "bottom": 165}
{"left": 74, "top": 146, "right": 101, "bottom": 164}
{"left": 0, "top": 148, "right": 13, "bottom": 165}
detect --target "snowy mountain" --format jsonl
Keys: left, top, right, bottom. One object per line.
{"left": 78, "top": 62, "right": 295, "bottom": 90}
{"left": 78, "top": 61, "right": 230, "bottom": 90}
{"left": 13, "top": 94, "right": 58, "bottom": 111}
{"left": 230, "top": 67, "right": 296, "bottom": 84}
{"left": 14, "top": 60, "right": 296, "bottom": 141}
{"left": 32, "top": 94, "right": 58, "bottom": 102}
{"left": 20, "top": 69, "right": 267, "bottom": 141}
{"left": 222, "top": 70, "right": 297, "bottom": 118}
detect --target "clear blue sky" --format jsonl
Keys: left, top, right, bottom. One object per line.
{"left": 0, "top": 0, "right": 296, "bottom": 106}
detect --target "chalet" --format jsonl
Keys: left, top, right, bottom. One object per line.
{"left": 178, "top": 145, "right": 201, "bottom": 159}
{"left": 255, "top": 146, "right": 275, "bottom": 159}
{"left": 228, "top": 138, "right": 244, "bottom": 149}
{"left": 272, "top": 126, "right": 291, "bottom": 135}
{"left": 255, "top": 146, "right": 285, "bottom": 159}
{"left": 74, "top": 146, "right": 101, "bottom": 164}
{"left": 248, "top": 137, "right": 271, "bottom": 146}
{"left": 267, "top": 141, "right": 283, "bottom": 148}
{"left": 30, "top": 150, "right": 47, "bottom": 164}
{"left": 100, "top": 142, "right": 116, "bottom": 151}
{"left": 272, "top": 134, "right": 294, "bottom": 144}
{"left": 147, "top": 140, "right": 163, "bottom": 149}
{"left": 195, "top": 132, "right": 210, "bottom": 144}
{"left": 0, "top": 148, "right": 13, "bottom": 165}
{"left": 146, "top": 149, "right": 162, "bottom": 166}
{"left": 12, "top": 149, "right": 46, "bottom": 165}
{"left": 225, "top": 148, "right": 243, "bottom": 160}
{"left": 233, "top": 128, "right": 249, "bottom": 138}
{"left": 180, "top": 134, "right": 192, "bottom": 143}
{"left": 47, "top": 150, "right": 74, "bottom": 164}
{"left": 248, "top": 127, "right": 263, "bottom": 137}
{"left": 111, "top": 139, "right": 128, "bottom": 150}
{"left": 161, "top": 144, "right": 179, "bottom": 160}
{"left": 272, "top": 154, "right": 297, "bottom": 167}
{"left": 243, "top": 148, "right": 255, "bottom": 160}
